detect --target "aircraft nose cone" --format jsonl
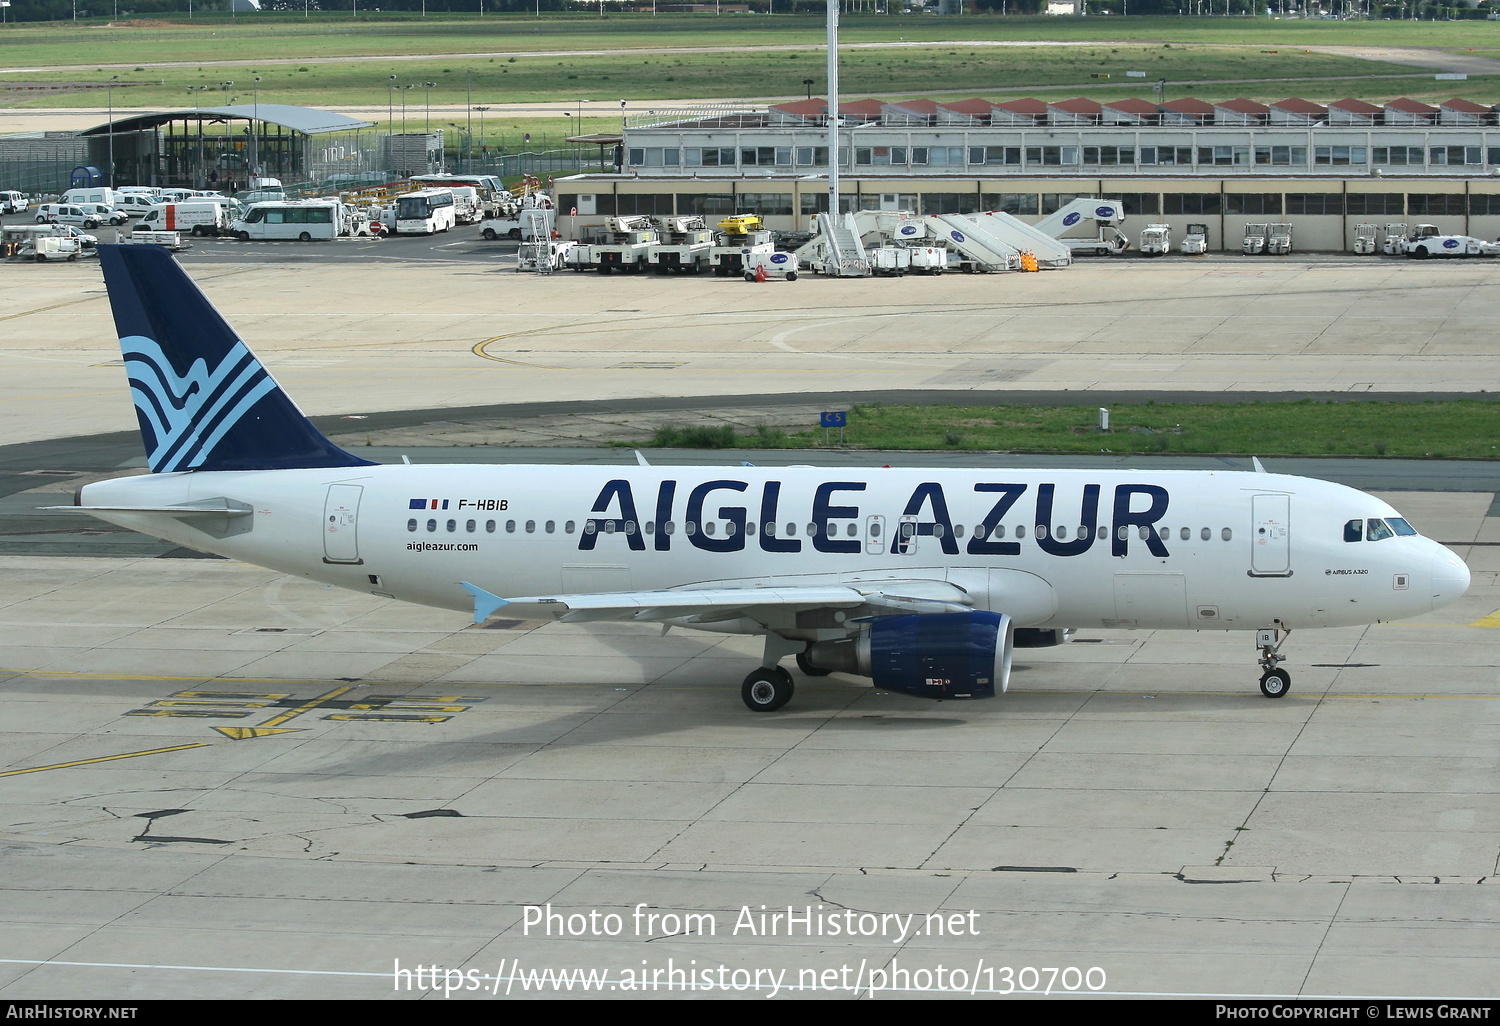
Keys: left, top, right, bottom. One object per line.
{"left": 1431, "top": 547, "right": 1471, "bottom": 610}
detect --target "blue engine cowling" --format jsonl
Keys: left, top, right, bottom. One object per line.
{"left": 806, "top": 611, "right": 1013, "bottom": 700}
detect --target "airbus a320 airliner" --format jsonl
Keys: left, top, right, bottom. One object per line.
{"left": 60, "top": 246, "right": 1470, "bottom": 712}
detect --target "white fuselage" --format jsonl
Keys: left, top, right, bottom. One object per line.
{"left": 77, "top": 464, "right": 1469, "bottom": 636}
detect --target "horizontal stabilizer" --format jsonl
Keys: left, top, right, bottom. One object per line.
{"left": 459, "top": 581, "right": 510, "bottom": 624}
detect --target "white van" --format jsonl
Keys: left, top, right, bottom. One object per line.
{"left": 75, "top": 203, "right": 129, "bottom": 226}
{"left": 231, "top": 199, "right": 345, "bottom": 241}
{"left": 0, "top": 190, "right": 28, "bottom": 214}
{"left": 136, "top": 201, "right": 234, "bottom": 236}
{"left": 62, "top": 187, "right": 120, "bottom": 208}
{"left": 34, "top": 203, "right": 106, "bottom": 229}
{"left": 114, "top": 193, "right": 156, "bottom": 217}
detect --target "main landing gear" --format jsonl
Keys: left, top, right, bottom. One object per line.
{"left": 741, "top": 666, "right": 794, "bottom": 712}
{"left": 1257, "top": 625, "right": 1291, "bottom": 698}
{"left": 741, "top": 634, "right": 805, "bottom": 712}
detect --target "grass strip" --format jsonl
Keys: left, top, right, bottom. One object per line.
{"left": 647, "top": 400, "right": 1500, "bottom": 458}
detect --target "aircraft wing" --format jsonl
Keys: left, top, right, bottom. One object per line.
{"left": 459, "top": 580, "right": 973, "bottom": 625}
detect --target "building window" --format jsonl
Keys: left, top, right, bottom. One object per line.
{"left": 1104, "top": 192, "right": 1160, "bottom": 216}
{"left": 1468, "top": 194, "right": 1500, "bottom": 216}
{"left": 981, "top": 192, "right": 1041, "bottom": 215}
{"left": 1225, "top": 193, "right": 1284, "bottom": 215}
{"left": 1428, "top": 146, "right": 1480, "bottom": 167}
{"left": 921, "top": 193, "right": 980, "bottom": 215}
{"left": 1372, "top": 146, "right": 1424, "bottom": 167}
{"left": 1024, "top": 146, "right": 1080, "bottom": 167}
{"left": 1286, "top": 194, "right": 1345, "bottom": 216}
{"left": 1162, "top": 193, "right": 1222, "bottom": 216}
{"left": 676, "top": 194, "right": 736, "bottom": 216}
{"left": 969, "top": 146, "right": 1021, "bottom": 166}
{"left": 1082, "top": 145, "right": 1136, "bottom": 166}
{"left": 738, "top": 193, "right": 793, "bottom": 216}
{"left": 1197, "top": 145, "right": 1249, "bottom": 166}
{"left": 1314, "top": 145, "right": 1367, "bottom": 166}
{"left": 1408, "top": 194, "right": 1466, "bottom": 217}
{"left": 1253, "top": 145, "right": 1306, "bottom": 167}
{"left": 1346, "top": 193, "right": 1404, "bottom": 216}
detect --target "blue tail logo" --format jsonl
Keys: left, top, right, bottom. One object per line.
{"left": 99, "top": 245, "right": 375, "bottom": 474}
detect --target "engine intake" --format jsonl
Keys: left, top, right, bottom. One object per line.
{"left": 805, "top": 611, "right": 1013, "bottom": 700}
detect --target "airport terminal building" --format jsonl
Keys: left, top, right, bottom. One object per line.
{"left": 557, "top": 95, "right": 1500, "bottom": 252}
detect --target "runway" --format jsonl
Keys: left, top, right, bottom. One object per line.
{"left": 0, "top": 246, "right": 1497, "bottom": 999}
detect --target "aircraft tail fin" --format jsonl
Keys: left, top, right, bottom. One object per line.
{"left": 98, "top": 244, "right": 376, "bottom": 474}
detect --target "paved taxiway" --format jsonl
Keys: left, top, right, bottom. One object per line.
{"left": 0, "top": 244, "right": 1497, "bottom": 999}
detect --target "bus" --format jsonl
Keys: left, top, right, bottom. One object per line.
{"left": 230, "top": 199, "right": 345, "bottom": 241}
{"left": 394, "top": 189, "right": 457, "bottom": 235}
{"left": 409, "top": 174, "right": 505, "bottom": 215}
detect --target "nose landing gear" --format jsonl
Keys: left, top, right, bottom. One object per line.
{"left": 1257, "top": 625, "right": 1291, "bottom": 698}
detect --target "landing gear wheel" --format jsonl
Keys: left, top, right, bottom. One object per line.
{"left": 795, "top": 650, "right": 830, "bottom": 677}
{"left": 1259, "top": 668, "right": 1291, "bottom": 698}
{"left": 741, "top": 667, "right": 794, "bottom": 712}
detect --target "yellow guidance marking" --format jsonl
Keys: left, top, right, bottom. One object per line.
{"left": 209, "top": 685, "right": 355, "bottom": 739}
{"left": 1467, "top": 611, "right": 1500, "bottom": 628}
{"left": 214, "top": 727, "right": 304, "bottom": 740}
{"left": 0, "top": 743, "right": 210, "bottom": 778}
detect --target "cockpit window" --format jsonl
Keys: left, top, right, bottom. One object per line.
{"left": 1366, "top": 518, "right": 1394, "bottom": 542}
{"left": 1387, "top": 517, "right": 1418, "bottom": 536}
{"left": 1344, "top": 519, "right": 1363, "bottom": 542}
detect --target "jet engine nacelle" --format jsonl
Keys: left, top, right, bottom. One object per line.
{"left": 805, "top": 611, "right": 1013, "bottom": 700}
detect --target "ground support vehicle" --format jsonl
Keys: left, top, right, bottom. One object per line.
{"left": 1180, "top": 223, "right": 1209, "bottom": 255}
{"left": 1139, "top": 224, "right": 1171, "bottom": 257}
{"left": 648, "top": 216, "right": 712, "bottom": 274}
{"left": 711, "top": 215, "right": 776, "bottom": 276}
{"left": 1352, "top": 224, "right": 1379, "bottom": 255}
{"left": 585, "top": 215, "right": 659, "bottom": 274}
{"left": 120, "top": 230, "right": 187, "bottom": 251}
{"left": 3, "top": 225, "right": 80, "bottom": 259}
{"left": 517, "top": 238, "right": 576, "bottom": 273}
{"left": 1034, "top": 198, "right": 1129, "bottom": 256}
{"left": 4, "top": 228, "right": 81, "bottom": 261}
{"left": 563, "top": 243, "right": 601, "bottom": 272}
{"left": 740, "top": 251, "right": 799, "bottom": 281}
{"left": 0, "top": 191, "right": 29, "bottom": 215}
{"left": 480, "top": 217, "right": 522, "bottom": 240}
{"left": 1386, "top": 223, "right": 1500, "bottom": 259}
{"left": 1243, "top": 223, "right": 1268, "bottom": 255}
{"left": 1266, "top": 223, "right": 1294, "bottom": 256}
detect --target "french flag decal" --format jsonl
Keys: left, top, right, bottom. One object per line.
{"left": 409, "top": 499, "right": 449, "bottom": 510}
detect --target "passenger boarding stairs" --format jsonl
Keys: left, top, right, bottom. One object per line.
{"left": 814, "top": 213, "right": 869, "bottom": 277}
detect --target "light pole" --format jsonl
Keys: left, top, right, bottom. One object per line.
{"left": 423, "top": 82, "right": 436, "bottom": 135}
{"left": 473, "top": 106, "right": 488, "bottom": 156}
{"left": 251, "top": 75, "right": 261, "bottom": 185}
{"left": 106, "top": 75, "right": 118, "bottom": 188}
